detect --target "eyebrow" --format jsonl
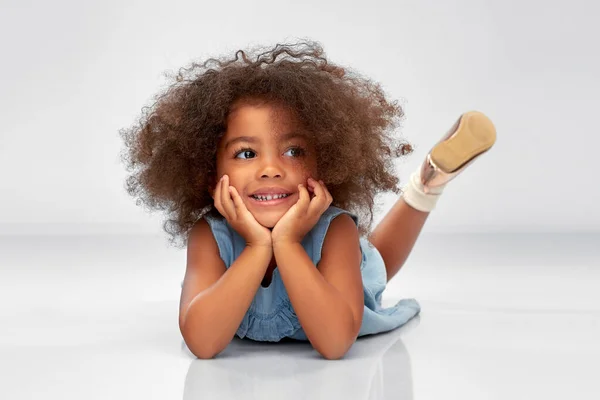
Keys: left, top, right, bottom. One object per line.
{"left": 224, "top": 132, "right": 308, "bottom": 150}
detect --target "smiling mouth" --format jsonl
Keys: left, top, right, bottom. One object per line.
{"left": 248, "top": 193, "right": 294, "bottom": 206}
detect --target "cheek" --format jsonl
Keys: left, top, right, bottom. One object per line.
{"left": 300, "top": 169, "right": 319, "bottom": 182}
{"left": 298, "top": 155, "right": 318, "bottom": 178}
{"left": 293, "top": 161, "right": 316, "bottom": 179}
{"left": 225, "top": 176, "right": 247, "bottom": 197}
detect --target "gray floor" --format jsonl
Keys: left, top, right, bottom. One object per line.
{"left": 1, "top": 233, "right": 598, "bottom": 399}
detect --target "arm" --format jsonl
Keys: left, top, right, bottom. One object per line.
{"left": 273, "top": 214, "right": 364, "bottom": 359}
{"left": 179, "top": 219, "right": 272, "bottom": 359}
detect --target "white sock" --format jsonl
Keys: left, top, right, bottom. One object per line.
{"left": 401, "top": 169, "right": 447, "bottom": 212}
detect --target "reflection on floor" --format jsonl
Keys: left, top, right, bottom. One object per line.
{"left": 183, "top": 319, "right": 417, "bottom": 399}
{"left": 1, "top": 233, "right": 598, "bottom": 399}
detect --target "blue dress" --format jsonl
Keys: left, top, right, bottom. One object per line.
{"left": 199, "top": 205, "right": 420, "bottom": 342}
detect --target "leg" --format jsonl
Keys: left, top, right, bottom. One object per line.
{"left": 368, "top": 111, "right": 497, "bottom": 282}
{"left": 367, "top": 198, "right": 430, "bottom": 282}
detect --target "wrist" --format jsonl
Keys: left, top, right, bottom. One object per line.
{"left": 272, "top": 240, "right": 301, "bottom": 251}
{"left": 247, "top": 242, "right": 273, "bottom": 249}
{"left": 245, "top": 243, "right": 273, "bottom": 258}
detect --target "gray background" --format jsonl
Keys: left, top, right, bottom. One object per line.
{"left": 2, "top": 1, "right": 599, "bottom": 399}
{"left": 2, "top": 0, "right": 597, "bottom": 236}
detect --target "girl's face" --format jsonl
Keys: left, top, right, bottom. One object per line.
{"left": 213, "top": 101, "right": 319, "bottom": 229}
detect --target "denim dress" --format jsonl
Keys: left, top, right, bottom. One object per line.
{"left": 197, "top": 205, "right": 420, "bottom": 342}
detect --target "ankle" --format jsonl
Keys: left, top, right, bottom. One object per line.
{"left": 401, "top": 169, "right": 447, "bottom": 212}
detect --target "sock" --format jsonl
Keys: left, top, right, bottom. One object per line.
{"left": 401, "top": 168, "right": 447, "bottom": 212}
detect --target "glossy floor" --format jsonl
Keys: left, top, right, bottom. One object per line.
{"left": 1, "top": 233, "right": 598, "bottom": 399}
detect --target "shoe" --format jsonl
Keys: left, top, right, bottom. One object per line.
{"left": 420, "top": 111, "right": 496, "bottom": 193}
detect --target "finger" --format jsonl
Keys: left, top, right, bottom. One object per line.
{"left": 298, "top": 184, "right": 311, "bottom": 215}
{"left": 221, "top": 175, "right": 237, "bottom": 219}
{"left": 308, "top": 179, "right": 330, "bottom": 215}
{"left": 213, "top": 176, "right": 227, "bottom": 219}
{"left": 228, "top": 186, "right": 247, "bottom": 214}
{"left": 306, "top": 178, "right": 316, "bottom": 198}
{"left": 319, "top": 180, "right": 333, "bottom": 204}
{"left": 308, "top": 178, "right": 325, "bottom": 202}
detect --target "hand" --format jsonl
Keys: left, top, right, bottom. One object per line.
{"left": 271, "top": 177, "right": 333, "bottom": 246}
{"left": 213, "top": 174, "right": 273, "bottom": 248}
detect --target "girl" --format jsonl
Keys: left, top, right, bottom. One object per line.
{"left": 120, "top": 41, "right": 496, "bottom": 360}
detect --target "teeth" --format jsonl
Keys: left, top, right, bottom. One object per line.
{"left": 252, "top": 194, "right": 289, "bottom": 201}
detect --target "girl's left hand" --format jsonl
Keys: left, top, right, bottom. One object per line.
{"left": 271, "top": 178, "right": 332, "bottom": 246}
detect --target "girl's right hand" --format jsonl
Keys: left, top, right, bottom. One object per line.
{"left": 213, "top": 174, "right": 273, "bottom": 248}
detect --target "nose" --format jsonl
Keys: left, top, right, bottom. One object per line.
{"left": 258, "top": 153, "right": 284, "bottom": 179}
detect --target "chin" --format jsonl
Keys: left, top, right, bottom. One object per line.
{"left": 256, "top": 217, "right": 278, "bottom": 229}
{"left": 254, "top": 212, "right": 285, "bottom": 229}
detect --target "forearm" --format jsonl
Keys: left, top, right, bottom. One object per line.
{"left": 274, "top": 242, "right": 358, "bottom": 359}
{"left": 182, "top": 245, "right": 272, "bottom": 358}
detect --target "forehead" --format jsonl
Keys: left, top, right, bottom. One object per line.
{"left": 221, "top": 102, "right": 309, "bottom": 145}
{"left": 226, "top": 102, "right": 296, "bottom": 131}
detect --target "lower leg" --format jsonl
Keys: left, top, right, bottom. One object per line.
{"left": 367, "top": 169, "right": 446, "bottom": 282}
{"left": 367, "top": 198, "right": 430, "bottom": 282}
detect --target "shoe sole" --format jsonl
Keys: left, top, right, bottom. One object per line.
{"left": 430, "top": 111, "right": 497, "bottom": 173}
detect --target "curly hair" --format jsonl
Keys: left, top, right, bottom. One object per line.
{"left": 119, "top": 40, "right": 414, "bottom": 248}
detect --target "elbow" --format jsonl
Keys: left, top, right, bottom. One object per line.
{"left": 316, "top": 341, "right": 353, "bottom": 360}
{"left": 183, "top": 333, "right": 225, "bottom": 360}
{"left": 314, "top": 330, "right": 358, "bottom": 360}
{"left": 319, "top": 350, "right": 346, "bottom": 360}
{"left": 180, "top": 320, "right": 226, "bottom": 360}
{"left": 314, "top": 313, "right": 361, "bottom": 360}
{"left": 190, "top": 345, "right": 222, "bottom": 360}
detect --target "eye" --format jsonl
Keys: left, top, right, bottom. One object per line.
{"left": 233, "top": 147, "right": 256, "bottom": 159}
{"left": 284, "top": 146, "right": 306, "bottom": 157}
{"left": 233, "top": 146, "right": 306, "bottom": 159}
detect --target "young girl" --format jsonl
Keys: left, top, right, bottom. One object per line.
{"left": 120, "top": 41, "right": 496, "bottom": 360}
